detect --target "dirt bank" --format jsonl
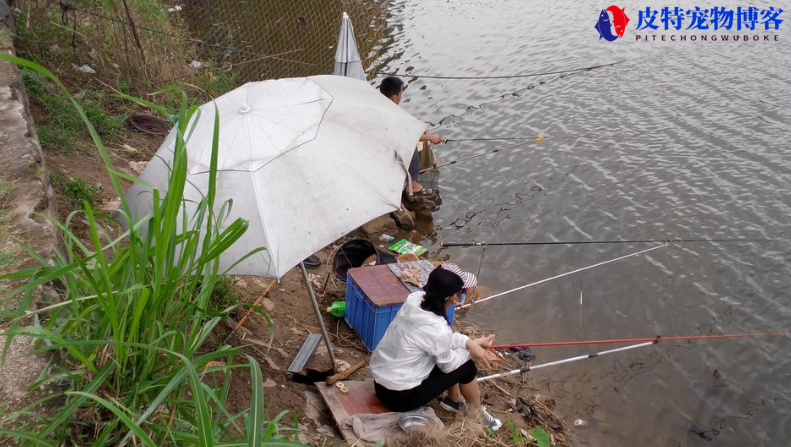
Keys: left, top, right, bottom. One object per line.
{"left": 211, "top": 216, "right": 573, "bottom": 446}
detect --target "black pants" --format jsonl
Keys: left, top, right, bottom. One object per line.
{"left": 374, "top": 360, "right": 477, "bottom": 412}
{"left": 408, "top": 148, "right": 420, "bottom": 180}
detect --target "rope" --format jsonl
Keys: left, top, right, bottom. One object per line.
{"left": 458, "top": 244, "right": 667, "bottom": 309}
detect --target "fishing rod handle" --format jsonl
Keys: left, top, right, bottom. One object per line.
{"left": 440, "top": 241, "right": 485, "bottom": 247}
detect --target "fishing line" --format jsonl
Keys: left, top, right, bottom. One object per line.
{"left": 478, "top": 341, "right": 656, "bottom": 382}
{"left": 491, "top": 332, "right": 791, "bottom": 350}
{"left": 378, "top": 58, "right": 635, "bottom": 81}
{"left": 457, "top": 244, "right": 667, "bottom": 309}
{"left": 441, "top": 238, "right": 773, "bottom": 247}
{"left": 475, "top": 245, "right": 486, "bottom": 281}
{"left": 419, "top": 139, "right": 540, "bottom": 174}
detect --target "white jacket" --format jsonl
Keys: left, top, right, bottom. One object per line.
{"left": 370, "top": 291, "right": 471, "bottom": 390}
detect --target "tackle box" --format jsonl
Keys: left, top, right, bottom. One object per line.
{"left": 345, "top": 263, "right": 455, "bottom": 351}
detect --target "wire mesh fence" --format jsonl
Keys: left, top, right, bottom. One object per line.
{"left": 182, "top": 0, "right": 388, "bottom": 83}
{"left": 12, "top": 0, "right": 388, "bottom": 94}
{"left": 14, "top": 0, "right": 197, "bottom": 88}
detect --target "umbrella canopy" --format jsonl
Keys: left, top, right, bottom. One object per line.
{"left": 125, "top": 75, "right": 426, "bottom": 279}
{"left": 333, "top": 12, "right": 366, "bottom": 81}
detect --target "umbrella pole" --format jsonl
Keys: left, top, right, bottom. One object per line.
{"left": 300, "top": 262, "right": 337, "bottom": 370}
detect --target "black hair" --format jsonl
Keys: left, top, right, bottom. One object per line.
{"left": 379, "top": 76, "right": 404, "bottom": 99}
{"left": 420, "top": 268, "right": 464, "bottom": 323}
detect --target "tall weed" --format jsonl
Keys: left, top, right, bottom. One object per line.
{"left": 0, "top": 55, "right": 299, "bottom": 446}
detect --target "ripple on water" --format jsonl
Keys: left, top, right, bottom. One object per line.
{"left": 380, "top": 0, "right": 791, "bottom": 445}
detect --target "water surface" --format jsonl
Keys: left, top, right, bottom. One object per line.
{"left": 377, "top": 1, "right": 791, "bottom": 445}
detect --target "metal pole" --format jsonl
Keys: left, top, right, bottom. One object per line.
{"left": 458, "top": 244, "right": 666, "bottom": 309}
{"left": 477, "top": 341, "right": 657, "bottom": 382}
{"left": 300, "top": 262, "right": 337, "bottom": 370}
{"left": 441, "top": 238, "right": 772, "bottom": 247}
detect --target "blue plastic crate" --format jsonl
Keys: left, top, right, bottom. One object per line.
{"left": 345, "top": 272, "right": 455, "bottom": 351}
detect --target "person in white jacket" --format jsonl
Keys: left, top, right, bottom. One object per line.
{"left": 370, "top": 264, "right": 502, "bottom": 431}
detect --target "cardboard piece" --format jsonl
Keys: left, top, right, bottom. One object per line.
{"left": 315, "top": 379, "right": 389, "bottom": 442}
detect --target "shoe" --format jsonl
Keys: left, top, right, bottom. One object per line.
{"left": 481, "top": 407, "right": 502, "bottom": 431}
{"left": 439, "top": 396, "right": 467, "bottom": 413}
{"left": 303, "top": 255, "right": 321, "bottom": 267}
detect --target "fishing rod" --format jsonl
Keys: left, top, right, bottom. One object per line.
{"left": 441, "top": 238, "right": 773, "bottom": 247}
{"left": 491, "top": 332, "right": 791, "bottom": 350}
{"left": 457, "top": 244, "right": 667, "bottom": 309}
{"left": 478, "top": 341, "right": 656, "bottom": 382}
{"left": 444, "top": 136, "right": 559, "bottom": 142}
{"left": 478, "top": 332, "right": 791, "bottom": 381}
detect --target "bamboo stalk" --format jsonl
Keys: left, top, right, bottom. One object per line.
{"left": 223, "top": 279, "right": 277, "bottom": 343}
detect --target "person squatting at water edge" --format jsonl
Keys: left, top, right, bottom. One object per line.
{"left": 379, "top": 76, "right": 443, "bottom": 197}
{"left": 369, "top": 263, "right": 503, "bottom": 431}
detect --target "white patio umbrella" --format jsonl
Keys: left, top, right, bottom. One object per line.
{"left": 333, "top": 12, "right": 366, "bottom": 81}
{"left": 124, "top": 75, "right": 426, "bottom": 366}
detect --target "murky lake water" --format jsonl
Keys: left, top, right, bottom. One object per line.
{"left": 376, "top": 0, "right": 791, "bottom": 445}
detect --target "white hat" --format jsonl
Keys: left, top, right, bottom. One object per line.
{"left": 439, "top": 263, "right": 477, "bottom": 289}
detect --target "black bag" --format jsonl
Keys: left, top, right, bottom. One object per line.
{"left": 332, "top": 239, "right": 397, "bottom": 282}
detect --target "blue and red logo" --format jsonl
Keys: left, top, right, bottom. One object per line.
{"left": 595, "top": 6, "right": 631, "bottom": 41}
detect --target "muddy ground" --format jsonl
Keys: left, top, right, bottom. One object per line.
{"left": 207, "top": 214, "right": 573, "bottom": 446}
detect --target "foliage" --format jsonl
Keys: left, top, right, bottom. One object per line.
{"left": 0, "top": 179, "right": 17, "bottom": 292}
{"left": 62, "top": 177, "right": 102, "bottom": 210}
{"left": 0, "top": 55, "right": 296, "bottom": 446}
{"left": 210, "top": 276, "right": 244, "bottom": 315}
{"left": 507, "top": 418, "right": 550, "bottom": 447}
{"left": 21, "top": 68, "right": 125, "bottom": 153}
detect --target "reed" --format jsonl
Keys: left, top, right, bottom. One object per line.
{"left": 0, "top": 55, "right": 301, "bottom": 446}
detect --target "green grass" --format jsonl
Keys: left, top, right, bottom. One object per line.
{"left": 0, "top": 179, "right": 17, "bottom": 321}
{"left": 210, "top": 276, "right": 244, "bottom": 314}
{"left": 0, "top": 179, "right": 15, "bottom": 268}
{"left": 507, "top": 418, "right": 550, "bottom": 447}
{"left": 22, "top": 69, "right": 125, "bottom": 153}
{"left": 0, "top": 55, "right": 299, "bottom": 446}
{"left": 62, "top": 178, "right": 102, "bottom": 210}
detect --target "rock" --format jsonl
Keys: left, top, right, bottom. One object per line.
{"left": 360, "top": 214, "right": 398, "bottom": 237}
{"left": 236, "top": 279, "right": 248, "bottom": 288}
{"left": 128, "top": 161, "right": 147, "bottom": 173}
{"left": 262, "top": 298, "right": 275, "bottom": 312}
{"left": 304, "top": 390, "right": 325, "bottom": 424}
{"left": 391, "top": 204, "right": 415, "bottom": 229}
{"left": 72, "top": 64, "right": 96, "bottom": 74}
{"left": 98, "top": 197, "right": 121, "bottom": 213}
{"left": 262, "top": 378, "right": 277, "bottom": 388}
